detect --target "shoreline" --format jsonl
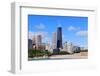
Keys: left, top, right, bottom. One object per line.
{"left": 28, "top": 52, "right": 88, "bottom": 61}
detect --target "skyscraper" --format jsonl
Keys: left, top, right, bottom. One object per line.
{"left": 32, "top": 35, "right": 36, "bottom": 50}
{"left": 36, "top": 35, "right": 42, "bottom": 50}
{"left": 36, "top": 35, "right": 42, "bottom": 44}
{"left": 57, "top": 27, "right": 62, "bottom": 49}
{"left": 32, "top": 35, "right": 36, "bottom": 45}
{"left": 52, "top": 32, "right": 57, "bottom": 49}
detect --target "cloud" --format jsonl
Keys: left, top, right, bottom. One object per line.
{"left": 28, "top": 31, "right": 51, "bottom": 43}
{"left": 67, "top": 26, "right": 80, "bottom": 31}
{"left": 76, "top": 30, "right": 88, "bottom": 37}
{"left": 28, "top": 31, "right": 35, "bottom": 39}
{"left": 35, "top": 23, "right": 45, "bottom": 30}
{"left": 35, "top": 31, "right": 51, "bottom": 43}
{"left": 35, "top": 31, "right": 48, "bottom": 37}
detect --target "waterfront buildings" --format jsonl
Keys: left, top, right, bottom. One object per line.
{"left": 63, "top": 42, "right": 74, "bottom": 53}
{"left": 73, "top": 46, "right": 80, "bottom": 53}
{"left": 28, "top": 26, "right": 82, "bottom": 54}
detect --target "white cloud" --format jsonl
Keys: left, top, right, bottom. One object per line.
{"left": 35, "top": 31, "right": 48, "bottom": 37}
{"left": 35, "top": 31, "right": 51, "bottom": 43}
{"left": 35, "top": 23, "right": 45, "bottom": 30}
{"left": 28, "top": 31, "right": 35, "bottom": 39}
{"left": 28, "top": 31, "right": 51, "bottom": 43}
{"left": 67, "top": 26, "right": 80, "bottom": 31}
{"left": 76, "top": 30, "right": 88, "bottom": 37}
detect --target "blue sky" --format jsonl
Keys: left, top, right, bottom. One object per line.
{"left": 28, "top": 15, "right": 88, "bottom": 48}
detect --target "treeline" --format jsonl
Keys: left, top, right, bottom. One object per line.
{"left": 28, "top": 49, "right": 70, "bottom": 58}
{"left": 28, "top": 49, "right": 88, "bottom": 58}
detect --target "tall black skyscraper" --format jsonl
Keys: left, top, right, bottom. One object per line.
{"left": 57, "top": 27, "right": 62, "bottom": 49}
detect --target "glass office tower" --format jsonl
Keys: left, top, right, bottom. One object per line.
{"left": 57, "top": 27, "right": 62, "bottom": 49}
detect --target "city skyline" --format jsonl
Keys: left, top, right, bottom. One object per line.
{"left": 28, "top": 15, "right": 88, "bottom": 48}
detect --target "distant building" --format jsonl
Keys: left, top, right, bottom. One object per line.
{"left": 32, "top": 35, "right": 36, "bottom": 45}
{"left": 28, "top": 39, "right": 32, "bottom": 49}
{"left": 45, "top": 40, "right": 53, "bottom": 52}
{"left": 36, "top": 35, "right": 42, "bottom": 50}
{"left": 36, "top": 35, "right": 42, "bottom": 44}
{"left": 67, "top": 42, "right": 74, "bottom": 54}
{"left": 73, "top": 46, "right": 80, "bottom": 53}
{"left": 80, "top": 47, "right": 88, "bottom": 52}
{"left": 63, "top": 41, "right": 68, "bottom": 51}
{"left": 53, "top": 49, "right": 60, "bottom": 54}
{"left": 80, "top": 47, "right": 87, "bottom": 50}
{"left": 46, "top": 43, "right": 52, "bottom": 52}
{"left": 40, "top": 43, "right": 46, "bottom": 51}
{"left": 57, "top": 27, "right": 63, "bottom": 49}
{"left": 52, "top": 32, "right": 57, "bottom": 49}
{"left": 31, "top": 34, "right": 47, "bottom": 51}
{"left": 32, "top": 35, "right": 36, "bottom": 49}
{"left": 63, "top": 41, "right": 81, "bottom": 53}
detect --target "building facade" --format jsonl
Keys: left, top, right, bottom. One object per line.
{"left": 57, "top": 27, "right": 62, "bottom": 49}
{"left": 28, "top": 39, "right": 33, "bottom": 49}
{"left": 67, "top": 42, "right": 74, "bottom": 54}
{"left": 52, "top": 32, "right": 57, "bottom": 49}
{"left": 36, "top": 35, "right": 42, "bottom": 50}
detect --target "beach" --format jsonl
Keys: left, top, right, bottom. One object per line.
{"left": 28, "top": 52, "right": 88, "bottom": 61}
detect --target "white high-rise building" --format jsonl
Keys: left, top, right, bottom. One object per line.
{"left": 52, "top": 32, "right": 57, "bottom": 49}
{"left": 36, "top": 35, "right": 42, "bottom": 49}
{"left": 32, "top": 35, "right": 36, "bottom": 44}
{"left": 63, "top": 41, "right": 81, "bottom": 53}
{"left": 63, "top": 42, "right": 73, "bottom": 53}
{"left": 67, "top": 42, "right": 74, "bottom": 54}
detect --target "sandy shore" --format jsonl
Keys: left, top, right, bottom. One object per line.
{"left": 49, "top": 52, "right": 88, "bottom": 59}
{"left": 28, "top": 52, "right": 88, "bottom": 60}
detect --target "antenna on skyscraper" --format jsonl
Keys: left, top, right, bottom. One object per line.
{"left": 57, "top": 21, "right": 62, "bottom": 27}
